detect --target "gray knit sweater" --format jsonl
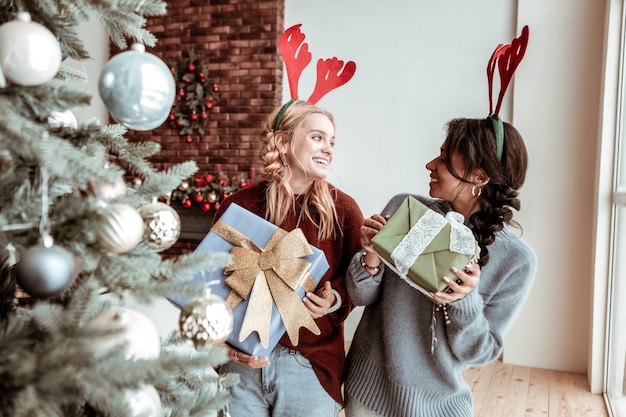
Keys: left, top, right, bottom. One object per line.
{"left": 344, "top": 194, "right": 537, "bottom": 417}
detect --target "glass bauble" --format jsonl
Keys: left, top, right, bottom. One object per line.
{"left": 0, "top": 12, "right": 61, "bottom": 86}
{"left": 86, "top": 306, "right": 161, "bottom": 360}
{"left": 179, "top": 291, "right": 233, "bottom": 349}
{"left": 138, "top": 201, "right": 181, "bottom": 252}
{"left": 94, "top": 203, "right": 144, "bottom": 253}
{"left": 98, "top": 43, "right": 175, "bottom": 131}
{"left": 15, "top": 245, "right": 76, "bottom": 298}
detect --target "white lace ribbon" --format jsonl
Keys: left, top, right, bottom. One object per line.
{"left": 390, "top": 208, "right": 475, "bottom": 276}
{"left": 391, "top": 209, "right": 445, "bottom": 276}
{"left": 445, "top": 211, "right": 477, "bottom": 254}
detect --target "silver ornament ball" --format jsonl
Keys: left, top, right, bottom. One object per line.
{"left": 94, "top": 203, "right": 144, "bottom": 253}
{"left": 15, "top": 245, "right": 76, "bottom": 298}
{"left": 179, "top": 292, "right": 233, "bottom": 349}
{"left": 98, "top": 43, "right": 175, "bottom": 131}
{"left": 138, "top": 201, "right": 181, "bottom": 252}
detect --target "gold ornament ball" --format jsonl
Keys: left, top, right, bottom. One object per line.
{"left": 138, "top": 201, "right": 181, "bottom": 252}
{"left": 179, "top": 292, "right": 233, "bottom": 349}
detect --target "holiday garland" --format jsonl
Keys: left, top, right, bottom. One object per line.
{"left": 167, "top": 166, "right": 257, "bottom": 212}
{"left": 169, "top": 49, "right": 219, "bottom": 143}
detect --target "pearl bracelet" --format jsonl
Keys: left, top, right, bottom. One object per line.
{"left": 360, "top": 251, "right": 381, "bottom": 274}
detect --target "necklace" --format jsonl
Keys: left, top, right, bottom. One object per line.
{"left": 295, "top": 202, "right": 305, "bottom": 228}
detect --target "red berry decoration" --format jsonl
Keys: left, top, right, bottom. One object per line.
{"left": 171, "top": 170, "right": 253, "bottom": 216}
{"left": 170, "top": 50, "right": 219, "bottom": 144}
{"left": 182, "top": 197, "right": 192, "bottom": 208}
{"left": 194, "top": 175, "right": 208, "bottom": 188}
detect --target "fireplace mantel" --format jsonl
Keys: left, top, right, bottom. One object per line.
{"left": 171, "top": 201, "right": 214, "bottom": 241}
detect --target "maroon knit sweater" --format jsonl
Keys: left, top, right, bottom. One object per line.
{"left": 213, "top": 180, "right": 364, "bottom": 406}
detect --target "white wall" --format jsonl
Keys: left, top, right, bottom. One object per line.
{"left": 79, "top": 0, "right": 609, "bottom": 377}
{"left": 285, "top": 0, "right": 606, "bottom": 375}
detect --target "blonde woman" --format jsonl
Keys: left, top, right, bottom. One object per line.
{"left": 216, "top": 99, "right": 364, "bottom": 417}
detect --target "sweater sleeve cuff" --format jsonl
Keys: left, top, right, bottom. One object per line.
{"left": 448, "top": 288, "right": 483, "bottom": 317}
{"left": 327, "top": 289, "right": 342, "bottom": 314}
{"left": 350, "top": 251, "right": 384, "bottom": 283}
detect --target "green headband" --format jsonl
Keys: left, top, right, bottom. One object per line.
{"left": 489, "top": 114, "right": 504, "bottom": 161}
{"left": 273, "top": 99, "right": 296, "bottom": 132}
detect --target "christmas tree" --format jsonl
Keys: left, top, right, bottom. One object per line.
{"left": 0, "top": 0, "right": 237, "bottom": 416}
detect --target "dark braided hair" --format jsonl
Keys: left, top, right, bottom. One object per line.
{"left": 443, "top": 118, "right": 528, "bottom": 267}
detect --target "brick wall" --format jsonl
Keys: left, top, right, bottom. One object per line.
{"left": 121, "top": 0, "right": 285, "bottom": 255}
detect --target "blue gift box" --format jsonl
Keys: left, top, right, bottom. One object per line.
{"left": 170, "top": 203, "right": 329, "bottom": 357}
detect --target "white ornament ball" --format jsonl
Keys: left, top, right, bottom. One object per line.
{"left": 98, "top": 43, "right": 175, "bottom": 131}
{"left": 86, "top": 306, "right": 161, "bottom": 360}
{"left": 94, "top": 203, "right": 144, "bottom": 253}
{"left": 123, "top": 385, "right": 165, "bottom": 417}
{"left": 138, "top": 201, "right": 181, "bottom": 252}
{"left": 0, "top": 12, "right": 62, "bottom": 86}
{"left": 47, "top": 110, "right": 78, "bottom": 129}
{"left": 179, "top": 291, "right": 233, "bottom": 349}
{"left": 15, "top": 245, "right": 76, "bottom": 298}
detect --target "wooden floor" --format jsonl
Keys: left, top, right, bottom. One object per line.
{"left": 464, "top": 359, "right": 609, "bottom": 417}
{"left": 339, "top": 358, "right": 609, "bottom": 417}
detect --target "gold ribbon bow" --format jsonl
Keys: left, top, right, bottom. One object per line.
{"left": 211, "top": 219, "right": 321, "bottom": 348}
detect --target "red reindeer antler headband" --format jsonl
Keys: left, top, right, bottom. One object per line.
{"left": 274, "top": 24, "right": 357, "bottom": 131}
{"left": 487, "top": 25, "right": 529, "bottom": 160}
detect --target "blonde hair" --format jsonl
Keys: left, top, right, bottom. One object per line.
{"left": 260, "top": 100, "right": 339, "bottom": 240}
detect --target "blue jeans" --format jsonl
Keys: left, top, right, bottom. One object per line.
{"left": 218, "top": 345, "right": 341, "bottom": 417}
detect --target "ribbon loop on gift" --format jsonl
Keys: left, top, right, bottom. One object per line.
{"left": 445, "top": 211, "right": 477, "bottom": 255}
{"left": 391, "top": 208, "right": 476, "bottom": 276}
{"left": 211, "top": 219, "right": 320, "bottom": 348}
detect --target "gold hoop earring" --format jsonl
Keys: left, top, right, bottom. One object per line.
{"left": 471, "top": 184, "right": 482, "bottom": 197}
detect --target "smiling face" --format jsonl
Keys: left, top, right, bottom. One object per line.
{"left": 282, "top": 112, "right": 335, "bottom": 193}
{"left": 425, "top": 145, "right": 484, "bottom": 217}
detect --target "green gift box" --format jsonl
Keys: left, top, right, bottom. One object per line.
{"left": 371, "top": 196, "right": 479, "bottom": 301}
